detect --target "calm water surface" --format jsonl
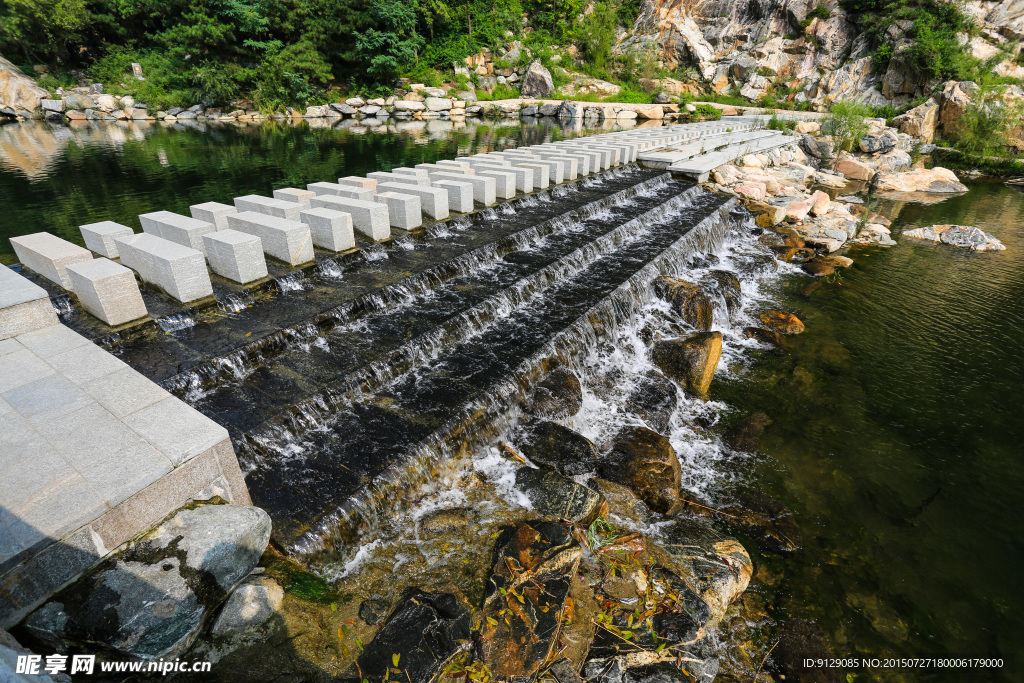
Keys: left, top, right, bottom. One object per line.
{"left": 715, "top": 183, "right": 1024, "bottom": 681}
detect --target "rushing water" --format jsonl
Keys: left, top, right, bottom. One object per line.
{"left": 712, "top": 182, "right": 1024, "bottom": 681}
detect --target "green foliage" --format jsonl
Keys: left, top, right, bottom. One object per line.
{"left": 354, "top": 0, "right": 422, "bottom": 85}
{"left": 823, "top": 100, "right": 872, "bottom": 152}
{"left": 767, "top": 112, "right": 797, "bottom": 132}
{"left": 799, "top": 3, "right": 830, "bottom": 29}
{"left": 576, "top": 1, "right": 619, "bottom": 69}
{"left": 940, "top": 92, "right": 1024, "bottom": 156}
{"left": 693, "top": 103, "right": 722, "bottom": 120}
{"left": 34, "top": 68, "right": 79, "bottom": 94}
{"left": 607, "top": 87, "right": 653, "bottom": 103}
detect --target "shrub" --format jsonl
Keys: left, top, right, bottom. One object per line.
{"left": 694, "top": 103, "right": 722, "bottom": 120}
{"left": 822, "top": 100, "right": 872, "bottom": 151}
{"left": 767, "top": 112, "right": 797, "bottom": 132}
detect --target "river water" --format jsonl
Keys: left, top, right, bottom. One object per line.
{"left": 1, "top": 120, "right": 1020, "bottom": 680}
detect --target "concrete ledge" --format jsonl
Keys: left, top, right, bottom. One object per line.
{"left": 299, "top": 208, "right": 356, "bottom": 252}
{"left": 225, "top": 212, "right": 315, "bottom": 266}
{"left": 0, "top": 267, "right": 57, "bottom": 341}
{"left": 9, "top": 233, "right": 93, "bottom": 290}
{"left": 64, "top": 258, "right": 148, "bottom": 327}
{"left": 203, "top": 230, "right": 268, "bottom": 284}
{"left": 139, "top": 211, "right": 216, "bottom": 255}
{"left": 79, "top": 221, "right": 134, "bottom": 259}
{"left": 308, "top": 196, "right": 391, "bottom": 241}
{"left": 189, "top": 202, "right": 237, "bottom": 231}
{"left": 115, "top": 233, "right": 214, "bottom": 303}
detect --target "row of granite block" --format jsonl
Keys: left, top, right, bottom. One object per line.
{"left": 6, "top": 126, "right": 693, "bottom": 328}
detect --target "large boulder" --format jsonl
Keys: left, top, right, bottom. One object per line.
{"left": 520, "top": 61, "right": 554, "bottom": 98}
{"left": 903, "top": 224, "right": 1006, "bottom": 251}
{"left": 698, "top": 270, "right": 742, "bottom": 316}
{"left": 354, "top": 589, "right": 471, "bottom": 683}
{"left": 891, "top": 97, "right": 940, "bottom": 142}
{"left": 652, "top": 276, "right": 713, "bottom": 330}
{"left": 517, "top": 420, "right": 598, "bottom": 475}
{"left": 514, "top": 467, "right": 605, "bottom": 523}
{"left": 525, "top": 363, "right": 583, "bottom": 418}
{"left": 598, "top": 426, "right": 681, "bottom": 514}
{"left": 0, "top": 55, "right": 47, "bottom": 116}
{"left": 757, "top": 310, "right": 805, "bottom": 335}
{"left": 872, "top": 167, "right": 968, "bottom": 193}
{"left": 625, "top": 369, "right": 678, "bottom": 434}
{"left": 22, "top": 504, "right": 270, "bottom": 661}
{"left": 650, "top": 332, "right": 723, "bottom": 396}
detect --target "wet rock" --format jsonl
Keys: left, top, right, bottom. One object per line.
{"left": 719, "top": 491, "right": 802, "bottom": 554}
{"left": 768, "top": 619, "right": 842, "bottom": 683}
{"left": 479, "top": 522, "right": 583, "bottom": 678}
{"left": 698, "top": 270, "right": 742, "bottom": 315}
{"left": 583, "top": 656, "right": 718, "bottom": 683}
{"left": 730, "top": 252, "right": 778, "bottom": 278}
{"left": 517, "top": 420, "right": 598, "bottom": 475}
{"left": 624, "top": 370, "right": 678, "bottom": 434}
{"left": 757, "top": 310, "right": 805, "bottom": 335}
{"left": 726, "top": 412, "right": 772, "bottom": 452}
{"left": 1, "top": 628, "right": 70, "bottom": 682}
{"left": 211, "top": 576, "right": 283, "bottom": 635}
{"left": 419, "top": 507, "right": 474, "bottom": 534}
{"left": 526, "top": 363, "right": 583, "bottom": 418}
{"left": 22, "top": 504, "right": 270, "bottom": 660}
{"left": 873, "top": 167, "right": 968, "bottom": 193}
{"left": 358, "top": 599, "right": 391, "bottom": 626}
{"left": 598, "top": 427, "right": 681, "bottom": 514}
{"left": 653, "top": 276, "right": 713, "bottom": 330}
{"left": 903, "top": 224, "right": 1006, "bottom": 251}
{"left": 515, "top": 467, "right": 605, "bottom": 523}
{"left": 743, "top": 326, "right": 784, "bottom": 347}
{"left": 802, "top": 259, "right": 835, "bottom": 277}
{"left": 354, "top": 589, "right": 471, "bottom": 683}
{"left": 548, "top": 657, "right": 586, "bottom": 682}
{"left": 650, "top": 332, "right": 723, "bottom": 396}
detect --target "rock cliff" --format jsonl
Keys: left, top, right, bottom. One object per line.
{"left": 0, "top": 56, "right": 47, "bottom": 118}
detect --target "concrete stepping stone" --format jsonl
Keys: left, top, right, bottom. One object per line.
{"left": 299, "top": 208, "right": 356, "bottom": 251}
{"left": 432, "top": 180, "right": 474, "bottom": 213}
{"left": 80, "top": 221, "right": 134, "bottom": 259}
{"left": 426, "top": 172, "right": 496, "bottom": 206}
{"left": 139, "top": 211, "right": 216, "bottom": 255}
{"left": 233, "top": 195, "right": 302, "bottom": 221}
{"left": 308, "top": 196, "right": 391, "bottom": 241}
{"left": 115, "top": 233, "right": 213, "bottom": 303}
{"left": 338, "top": 176, "right": 377, "bottom": 191}
{"left": 203, "top": 230, "right": 268, "bottom": 284}
{"left": 65, "top": 258, "right": 148, "bottom": 326}
{"left": 224, "top": 212, "right": 315, "bottom": 266}
{"left": 9, "top": 232, "right": 93, "bottom": 290}
{"left": 189, "top": 201, "right": 237, "bottom": 231}
{"left": 374, "top": 191, "right": 422, "bottom": 229}
{"left": 272, "top": 188, "right": 315, "bottom": 208}
{"left": 377, "top": 182, "right": 450, "bottom": 220}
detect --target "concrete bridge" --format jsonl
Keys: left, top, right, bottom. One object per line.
{"left": 0, "top": 116, "right": 799, "bottom": 625}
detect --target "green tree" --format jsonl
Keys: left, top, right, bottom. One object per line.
{"left": 354, "top": 0, "right": 422, "bottom": 85}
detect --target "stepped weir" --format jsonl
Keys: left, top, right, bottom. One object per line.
{"left": 1, "top": 117, "right": 797, "bottom": 603}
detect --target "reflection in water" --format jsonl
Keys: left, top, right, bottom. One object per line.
{"left": 0, "top": 116, "right": 648, "bottom": 263}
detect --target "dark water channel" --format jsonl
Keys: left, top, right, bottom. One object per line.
{"left": 714, "top": 182, "right": 1024, "bottom": 681}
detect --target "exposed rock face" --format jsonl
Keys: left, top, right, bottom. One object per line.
{"left": 520, "top": 61, "right": 554, "bottom": 97}
{"left": 903, "top": 224, "right": 1006, "bottom": 251}
{"left": 757, "top": 310, "right": 805, "bottom": 335}
{"left": 873, "top": 167, "right": 968, "bottom": 194}
{"left": 479, "top": 522, "right": 582, "bottom": 678}
{"left": 892, "top": 97, "right": 940, "bottom": 142}
{"left": 698, "top": 270, "right": 742, "bottom": 316}
{"left": 625, "top": 369, "right": 678, "bottom": 434}
{"left": 517, "top": 420, "right": 598, "bottom": 475}
{"left": 526, "top": 363, "right": 583, "bottom": 418}
{"left": 598, "top": 426, "right": 681, "bottom": 514}
{"left": 653, "top": 276, "right": 713, "bottom": 330}
{"left": 355, "top": 589, "right": 471, "bottom": 683}
{"left": 0, "top": 56, "right": 47, "bottom": 117}
{"left": 650, "top": 332, "right": 723, "bottom": 395}
{"left": 515, "top": 467, "right": 605, "bottom": 523}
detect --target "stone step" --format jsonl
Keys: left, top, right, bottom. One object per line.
{"left": 667, "top": 134, "right": 802, "bottom": 182}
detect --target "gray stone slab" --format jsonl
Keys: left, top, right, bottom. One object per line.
{"left": 0, "top": 349, "right": 54, "bottom": 393}
{"left": 77, "top": 439, "right": 172, "bottom": 507}
{"left": 337, "top": 176, "right": 377, "bottom": 191}
{"left": 224, "top": 212, "right": 315, "bottom": 266}
{"left": 8, "top": 233, "right": 93, "bottom": 290}
{"left": 79, "top": 221, "right": 134, "bottom": 259}
{"left": 35, "top": 402, "right": 148, "bottom": 469}
{"left": 9, "top": 323, "right": 87, "bottom": 360}
{"left": 65, "top": 258, "right": 148, "bottom": 327}
{"left": 1, "top": 296, "right": 66, "bottom": 345}
{"left": 79, "top": 366, "right": 170, "bottom": 419}
{"left": 308, "top": 196, "right": 390, "bottom": 241}
{"left": 115, "top": 233, "right": 214, "bottom": 304}
{"left": 367, "top": 171, "right": 430, "bottom": 188}
{"left": 16, "top": 470, "right": 107, "bottom": 543}
{"left": 0, "top": 340, "right": 17, "bottom": 357}
{"left": 299, "top": 208, "right": 355, "bottom": 251}
{"left": 138, "top": 211, "right": 216, "bottom": 255}
{"left": 45, "top": 340, "right": 129, "bottom": 385}
{"left": 431, "top": 180, "right": 474, "bottom": 213}
{"left": 202, "top": 230, "right": 268, "bottom": 284}
{"left": 374, "top": 191, "right": 422, "bottom": 229}
{"left": 0, "top": 412, "right": 60, "bottom": 480}
{"left": 637, "top": 130, "right": 780, "bottom": 169}
{"left": 233, "top": 195, "right": 302, "bottom": 221}
{"left": 307, "top": 182, "right": 375, "bottom": 200}
{"left": 2, "top": 373, "right": 92, "bottom": 427}
{"left": 668, "top": 133, "right": 799, "bottom": 181}
{"left": 376, "top": 183, "right": 449, "bottom": 220}
{"left": 272, "top": 187, "right": 315, "bottom": 207}
{"left": 189, "top": 202, "right": 237, "bottom": 231}
{"left": 510, "top": 162, "right": 550, "bottom": 189}
{"left": 427, "top": 172, "right": 496, "bottom": 206}
{"left": 0, "top": 265, "right": 50, "bottom": 311}
{"left": 123, "top": 397, "right": 230, "bottom": 467}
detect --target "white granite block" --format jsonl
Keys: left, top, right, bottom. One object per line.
{"left": 307, "top": 182, "right": 375, "bottom": 200}
{"left": 139, "top": 211, "right": 216, "bottom": 254}
{"left": 202, "top": 230, "right": 268, "bottom": 284}
{"left": 0, "top": 265, "right": 58, "bottom": 340}
{"left": 115, "top": 233, "right": 213, "bottom": 303}
{"left": 389, "top": 167, "right": 430, "bottom": 184}
{"left": 338, "top": 176, "right": 377, "bottom": 191}
{"left": 473, "top": 169, "right": 517, "bottom": 199}
{"left": 431, "top": 180, "right": 474, "bottom": 213}
{"left": 299, "top": 208, "right": 356, "bottom": 251}
{"left": 511, "top": 162, "right": 550, "bottom": 189}
{"left": 190, "top": 201, "right": 237, "bottom": 231}
{"left": 233, "top": 195, "right": 302, "bottom": 221}
{"left": 273, "top": 187, "right": 315, "bottom": 208}
{"left": 374, "top": 191, "right": 422, "bottom": 229}
{"left": 308, "top": 196, "right": 390, "bottom": 241}
{"left": 80, "top": 221, "right": 134, "bottom": 259}
{"left": 534, "top": 153, "right": 580, "bottom": 179}
{"left": 224, "top": 212, "right": 315, "bottom": 266}
{"left": 64, "top": 258, "right": 148, "bottom": 326}
{"left": 367, "top": 171, "right": 430, "bottom": 188}
{"left": 377, "top": 182, "right": 449, "bottom": 220}
{"left": 426, "top": 172, "right": 495, "bottom": 206}
{"left": 9, "top": 232, "right": 93, "bottom": 290}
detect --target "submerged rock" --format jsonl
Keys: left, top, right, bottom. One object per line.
{"left": 515, "top": 467, "right": 605, "bottom": 523}
{"left": 653, "top": 276, "right": 713, "bottom": 330}
{"left": 526, "top": 363, "right": 584, "bottom": 418}
{"left": 583, "top": 655, "right": 718, "bottom": 683}
{"left": 721, "top": 491, "right": 803, "bottom": 554}
{"left": 517, "top": 420, "right": 598, "bottom": 475}
{"left": 358, "top": 598, "right": 391, "bottom": 626}
{"left": 698, "top": 270, "right": 743, "bottom": 316}
{"left": 418, "top": 507, "right": 475, "bottom": 534}
{"left": 624, "top": 370, "right": 678, "bottom": 434}
{"left": 743, "top": 326, "right": 784, "bottom": 347}
{"left": 903, "top": 224, "right": 1006, "bottom": 251}
{"left": 211, "top": 576, "right": 283, "bottom": 635}
{"left": 726, "top": 411, "right": 772, "bottom": 452}
{"left": 650, "top": 332, "right": 723, "bottom": 396}
{"left": 479, "top": 522, "right": 583, "bottom": 678}
{"left": 757, "top": 310, "right": 805, "bottom": 335}
{"left": 354, "top": 589, "right": 471, "bottom": 683}
{"left": 730, "top": 251, "right": 778, "bottom": 278}
{"left": 598, "top": 427, "right": 681, "bottom": 514}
